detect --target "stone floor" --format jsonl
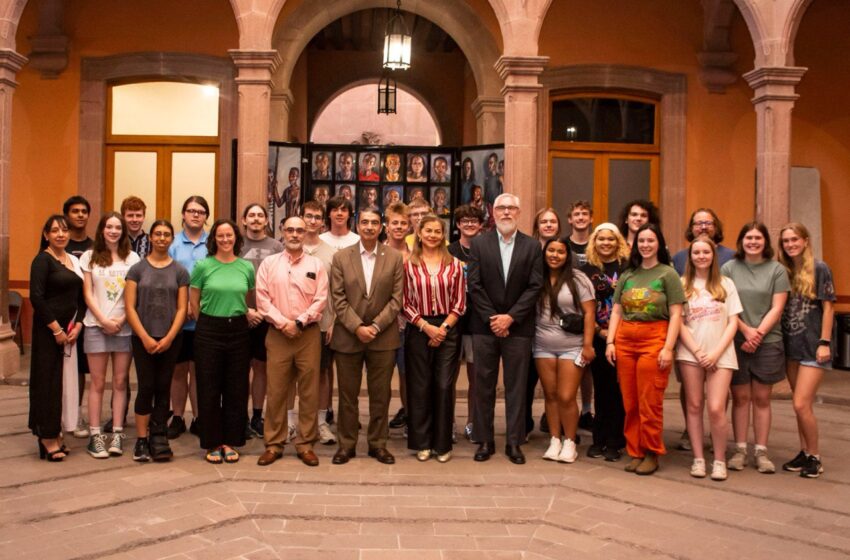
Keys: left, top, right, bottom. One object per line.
{"left": 1, "top": 375, "right": 849, "bottom": 560}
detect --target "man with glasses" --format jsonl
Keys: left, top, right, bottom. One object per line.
{"left": 256, "top": 217, "right": 328, "bottom": 466}
{"left": 671, "top": 208, "right": 735, "bottom": 275}
{"left": 468, "top": 194, "right": 543, "bottom": 464}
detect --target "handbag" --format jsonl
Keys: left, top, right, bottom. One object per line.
{"left": 557, "top": 277, "right": 585, "bottom": 335}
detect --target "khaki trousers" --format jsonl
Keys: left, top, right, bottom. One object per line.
{"left": 264, "top": 325, "right": 321, "bottom": 453}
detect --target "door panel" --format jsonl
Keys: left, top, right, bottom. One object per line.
{"left": 170, "top": 151, "right": 217, "bottom": 228}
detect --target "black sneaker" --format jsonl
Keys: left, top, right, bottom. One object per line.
{"left": 167, "top": 416, "right": 186, "bottom": 440}
{"left": 578, "top": 412, "right": 594, "bottom": 431}
{"left": 539, "top": 413, "right": 549, "bottom": 433}
{"left": 189, "top": 419, "right": 200, "bottom": 436}
{"left": 603, "top": 446, "right": 622, "bottom": 462}
{"left": 326, "top": 408, "right": 334, "bottom": 425}
{"left": 133, "top": 438, "right": 151, "bottom": 462}
{"left": 800, "top": 455, "right": 823, "bottom": 479}
{"left": 250, "top": 416, "right": 265, "bottom": 437}
{"left": 782, "top": 450, "right": 807, "bottom": 472}
{"left": 587, "top": 444, "right": 605, "bottom": 458}
{"left": 103, "top": 418, "right": 114, "bottom": 433}
{"left": 389, "top": 408, "right": 407, "bottom": 429}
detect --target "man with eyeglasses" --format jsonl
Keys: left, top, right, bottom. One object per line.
{"left": 256, "top": 217, "right": 328, "bottom": 467}
{"left": 467, "top": 193, "right": 543, "bottom": 464}
{"left": 671, "top": 208, "right": 735, "bottom": 275}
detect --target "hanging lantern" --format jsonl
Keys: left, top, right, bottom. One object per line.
{"left": 378, "top": 73, "right": 397, "bottom": 114}
{"left": 382, "top": 0, "right": 411, "bottom": 70}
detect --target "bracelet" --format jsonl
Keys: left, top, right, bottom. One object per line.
{"left": 52, "top": 330, "right": 63, "bottom": 336}
{"left": 606, "top": 341, "right": 615, "bottom": 346}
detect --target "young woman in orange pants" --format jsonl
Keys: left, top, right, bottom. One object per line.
{"left": 605, "top": 223, "right": 685, "bottom": 475}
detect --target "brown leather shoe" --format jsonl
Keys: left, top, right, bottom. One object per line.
{"left": 332, "top": 447, "right": 356, "bottom": 465}
{"left": 297, "top": 449, "right": 319, "bottom": 467}
{"left": 368, "top": 447, "right": 395, "bottom": 464}
{"left": 257, "top": 449, "right": 283, "bottom": 466}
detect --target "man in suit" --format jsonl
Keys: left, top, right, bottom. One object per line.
{"left": 467, "top": 193, "right": 543, "bottom": 464}
{"left": 330, "top": 209, "right": 404, "bottom": 465}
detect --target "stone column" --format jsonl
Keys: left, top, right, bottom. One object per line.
{"left": 471, "top": 96, "right": 505, "bottom": 144}
{"left": 229, "top": 50, "right": 280, "bottom": 215}
{"left": 0, "top": 49, "right": 27, "bottom": 380}
{"left": 269, "top": 88, "right": 293, "bottom": 142}
{"left": 743, "top": 65, "right": 807, "bottom": 241}
{"left": 495, "top": 56, "right": 548, "bottom": 232}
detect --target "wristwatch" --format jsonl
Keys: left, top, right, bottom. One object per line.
{"left": 817, "top": 339, "right": 831, "bottom": 347}
{"left": 294, "top": 320, "right": 304, "bottom": 331}
{"left": 441, "top": 322, "right": 452, "bottom": 331}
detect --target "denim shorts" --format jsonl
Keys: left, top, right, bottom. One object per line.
{"left": 84, "top": 327, "right": 131, "bottom": 353}
{"left": 798, "top": 359, "right": 828, "bottom": 370}
{"left": 534, "top": 349, "right": 581, "bottom": 361}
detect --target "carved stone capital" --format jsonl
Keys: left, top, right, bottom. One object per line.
{"left": 229, "top": 50, "right": 281, "bottom": 87}
{"left": 470, "top": 96, "right": 504, "bottom": 119}
{"left": 271, "top": 88, "right": 294, "bottom": 112}
{"left": 743, "top": 66, "right": 807, "bottom": 104}
{"left": 0, "top": 50, "right": 28, "bottom": 87}
{"left": 495, "top": 56, "right": 549, "bottom": 80}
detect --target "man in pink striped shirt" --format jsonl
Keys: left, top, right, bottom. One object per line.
{"left": 255, "top": 217, "right": 329, "bottom": 466}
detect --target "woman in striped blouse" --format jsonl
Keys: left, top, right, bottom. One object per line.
{"left": 403, "top": 215, "right": 467, "bottom": 463}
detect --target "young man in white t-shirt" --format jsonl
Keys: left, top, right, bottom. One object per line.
{"left": 319, "top": 196, "right": 359, "bottom": 251}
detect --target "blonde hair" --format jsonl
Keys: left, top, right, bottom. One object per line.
{"left": 778, "top": 222, "right": 816, "bottom": 299}
{"left": 682, "top": 238, "right": 726, "bottom": 302}
{"left": 409, "top": 215, "right": 453, "bottom": 266}
{"left": 585, "top": 223, "right": 630, "bottom": 268}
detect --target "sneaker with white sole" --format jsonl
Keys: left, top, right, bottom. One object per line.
{"left": 782, "top": 450, "right": 808, "bottom": 472}
{"left": 800, "top": 455, "right": 823, "bottom": 479}
{"left": 318, "top": 423, "right": 336, "bottom": 445}
{"left": 728, "top": 446, "right": 747, "bottom": 471}
{"left": 108, "top": 432, "right": 126, "bottom": 456}
{"left": 690, "top": 458, "right": 706, "bottom": 478}
{"left": 73, "top": 418, "right": 90, "bottom": 439}
{"left": 754, "top": 448, "right": 775, "bottom": 474}
{"left": 542, "top": 437, "right": 562, "bottom": 461}
{"left": 677, "top": 430, "right": 692, "bottom": 451}
{"left": 710, "top": 460, "right": 727, "bottom": 481}
{"left": 557, "top": 438, "right": 578, "bottom": 463}
{"left": 87, "top": 434, "right": 108, "bottom": 458}
{"left": 286, "top": 424, "right": 296, "bottom": 443}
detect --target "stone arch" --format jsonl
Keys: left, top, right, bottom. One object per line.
{"left": 311, "top": 78, "right": 443, "bottom": 145}
{"left": 0, "top": 0, "right": 30, "bottom": 50}
{"left": 733, "top": 0, "right": 814, "bottom": 67}
{"left": 271, "top": 0, "right": 502, "bottom": 111}
{"left": 229, "top": 0, "right": 288, "bottom": 49}
{"left": 485, "top": 0, "right": 553, "bottom": 56}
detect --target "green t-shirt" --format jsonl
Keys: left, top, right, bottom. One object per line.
{"left": 190, "top": 257, "right": 255, "bottom": 317}
{"left": 613, "top": 264, "right": 686, "bottom": 322}
{"left": 721, "top": 258, "right": 790, "bottom": 344}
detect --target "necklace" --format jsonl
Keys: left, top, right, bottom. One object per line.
{"left": 458, "top": 243, "right": 471, "bottom": 258}
{"left": 46, "top": 247, "right": 69, "bottom": 267}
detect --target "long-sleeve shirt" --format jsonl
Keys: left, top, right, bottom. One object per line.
{"left": 255, "top": 249, "right": 329, "bottom": 330}
{"left": 402, "top": 257, "right": 466, "bottom": 325}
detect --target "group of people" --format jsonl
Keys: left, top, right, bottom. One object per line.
{"left": 27, "top": 193, "right": 834, "bottom": 481}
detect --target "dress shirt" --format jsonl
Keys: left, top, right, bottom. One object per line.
{"left": 498, "top": 229, "right": 517, "bottom": 285}
{"left": 303, "top": 239, "right": 337, "bottom": 332}
{"left": 402, "top": 258, "right": 467, "bottom": 325}
{"left": 360, "top": 242, "right": 378, "bottom": 296}
{"left": 255, "top": 249, "right": 329, "bottom": 330}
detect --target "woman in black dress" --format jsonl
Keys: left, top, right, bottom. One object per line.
{"left": 29, "top": 215, "right": 86, "bottom": 461}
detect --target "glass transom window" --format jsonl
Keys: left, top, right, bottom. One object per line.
{"left": 111, "top": 81, "right": 219, "bottom": 136}
{"left": 551, "top": 97, "right": 655, "bottom": 144}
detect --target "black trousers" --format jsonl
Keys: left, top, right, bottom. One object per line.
{"left": 590, "top": 335, "right": 626, "bottom": 450}
{"left": 405, "top": 317, "right": 460, "bottom": 455}
{"left": 29, "top": 323, "right": 65, "bottom": 438}
{"left": 472, "top": 334, "right": 531, "bottom": 446}
{"left": 524, "top": 355, "right": 539, "bottom": 432}
{"left": 194, "top": 314, "right": 251, "bottom": 450}
{"left": 132, "top": 334, "right": 183, "bottom": 431}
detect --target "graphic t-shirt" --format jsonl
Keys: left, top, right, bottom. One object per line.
{"left": 676, "top": 276, "right": 742, "bottom": 369}
{"left": 240, "top": 236, "right": 284, "bottom": 271}
{"left": 569, "top": 239, "right": 588, "bottom": 268}
{"left": 126, "top": 259, "right": 190, "bottom": 338}
{"left": 580, "top": 260, "right": 625, "bottom": 330}
{"left": 781, "top": 260, "right": 835, "bottom": 362}
{"left": 613, "top": 264, "right": 686, "bottom": 322}
{"left": 721, "top": 259, "right": 790, "bottom": 344}
{"left": 190, "top": 257, "right": 255, "bottom": 317}
{"left": 66, "top": 237, "right": 93, "bottom": 260}
{"left": 79, "top": 250, "right": 141, "bottom": 335}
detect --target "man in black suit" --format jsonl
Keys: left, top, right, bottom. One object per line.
{"left": 467, "top": 193, "right": 543, "bottom": 464}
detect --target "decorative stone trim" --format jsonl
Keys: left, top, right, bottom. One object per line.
{"left": 743, "top": 65, "right": 807, "bottom": 103}
{"left": 697, "top": 50, "right": 738, "bottom": 93}
{"left": 471, "top": 96, "right": 504, "bottom": 120}
{"left": 229, "top": 49, "right": 280, "bottom": 87}
{"left": 0, "top": 49, "right": 27, "bottom": 86}
{"left": 495, "top": 56, "right": 549, "bottom": 80}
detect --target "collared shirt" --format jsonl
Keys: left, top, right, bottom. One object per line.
{"left": 168, "top": 230, "right": 208, "bottom": 330}
{"left": 255, "top": 249, "right": 329, "bottom": 330}
{"left": 498, "top": 230, "right": 517, "bottom": 284}
{"left": 402, "top": 258, "right": 467, "bottom": 325}
{"left": 303, "top": 239, "right": 337, "bottom": 332}
{"left": 129, "top": 232, "right": 151, "bottom": 258}
{"left": 360, "top": 242, "right": 378, "bottom": 296}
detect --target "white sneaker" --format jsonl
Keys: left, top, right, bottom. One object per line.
{"left": 728, "top": 446, "right": 747, "bottom": 471}
{"left": 690, "top": 458, "right": 706, "bottom": 478}
{"left": 557, "top": 438, "right": 578, "bottom": 463}
{"left": 754, "top": 448, "right": 775, "bottom": 474}
{"left": 711, "top": 460, "right": 727, "bottom": 481}
{"left": 318, "top": 423, "right": 336, "bottom": 445}
{"left": 542, "top": 437, "right": 562, "bottom": 461}
{"left": 286, "top": 424, "right": 296, "bottom": 443}
{"left": 73, "top": 418, "right": 90, "bottom": 438}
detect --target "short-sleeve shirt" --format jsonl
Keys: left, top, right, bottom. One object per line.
{"left": 613, "top": 264, "right": 686, "bottom": 322}
{"left": 721, "top": 259, "right": 790, "bottom": 344}
{"left": 126, "top": 258, "right": 190, "bottom": 338}
{"left": 580, "top": 260, "right": 626, "bottom": 330}
{"left": 534, "top": 270, "right": 595, "bottom": 354}
{"left": 781, "top": 260, "right": 836, "bottom": 362}
{"left": 319, "top": 230, "right": 360, "bottom": 251}
{"left": 240, "top": 236, "right": 284, "bottom": 271}
{"left": 190, "top": 257, "right": 255, "bottom": 317}
{"left": 569, "top": 239, "right": 588, "bottom": 268}
{"left": 676, "top": 276, "right": 742, "bottom": 369}
{"left": 79, "top": 250, "right": 141, "bottom": 335}
{"left": 169, "top": 230, "right": 208, "bottom": 330}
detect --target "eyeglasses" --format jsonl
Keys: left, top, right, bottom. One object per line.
{"left": 459, "top": 219, "right": 481, "bottom": 226}
{"left": 185, "top": 209, "right": 207, "bottom": 216}
{"left": 284, "top": 227, "right": 306, "bottom": 235}
{"left": 303, "top": 213, "right": 323, "bottom": 222}
{"left": 151, "top": 231, "right": 172, "bottom": 238}
{"left": 693, "top": 221, "right": 715, "bottom": 228}
{"left": 494, "top": 205, "right": 519, "bottom": 213}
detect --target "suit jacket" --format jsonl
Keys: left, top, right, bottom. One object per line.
{"left": 330, "top": 242, "right": 403, "bottom": 352}
{"left": 467, "top": 229, "right": 543, "bottom": 338}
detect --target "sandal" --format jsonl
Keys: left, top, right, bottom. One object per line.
{"left": 38, "top": 440, "right": 66, "bottom": 462}
{"left": 205, "top": 447, "right": 223, "bottom": 464}
{"left": 222, "top": 446, "right": 240, "bottom": 463}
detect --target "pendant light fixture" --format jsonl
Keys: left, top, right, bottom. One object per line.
{"left": 378, "top": 72, "right": 398, "bottom": 114}
{"left": 382, "top": 0, "right": 411, "bottom": 71}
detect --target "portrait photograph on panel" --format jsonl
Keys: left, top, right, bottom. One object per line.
{"left": 383, "top": 152, "right": 403, "bottom": 182}
{"left": 312, "top": 150, "right": 332, "bottom": 181}
{"left": 468, "top": 183, "right": 494, "bottom": 231}
{"left": 430, "top": 153, "right": 452, "bottom": 183}
{"left": 406, "top": 153, "right": 428, "bottom": 183}
{"left": 310, "top": 183, "right": 331, "bottom": 207}
{"left": 358, "top": 185, "right": 381, "bottom": 214}
{"left": 335, "top": 183, "right": 357, "bottom": 206}
{"left": 358, "top": 152, "right": 381, "bottom": 182}
{"left": 459, "top": 147, "right": 504, "bottom": 206}
{"left": 406, "top": 186, "right": 426, "bottom": 204}
{"left": 268, "top": 144, "right": 304, "bottom": 228}
{"left": 335, "top": 151, "right": 357, "bottom": 182}
{"left": 382, "top": 185, "right": 403, "bottom": 208}
{"left": 430, "top": 186, "right": 451, "bottom": 218}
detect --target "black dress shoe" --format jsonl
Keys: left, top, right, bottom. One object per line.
{"left": 332, "top": 447, "right": 356, "bottom": 465}
{"left": 587, "top": 444, "right": 605, "bottom": 458}
{"left": 505, "top": 445, "right": 526, "bottom": 464}
{"left": 389, "top": 408, "right": 407, "bottom": 429}
{"left": 368, "top": 447, "right": 396, "bottom": 464}
{"left": 474, "top": 441, "right": 496, "bottom": 462}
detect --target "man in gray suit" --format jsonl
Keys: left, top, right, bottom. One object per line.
{"left": 329, "top": 209, "right": 404, "bottom": 465}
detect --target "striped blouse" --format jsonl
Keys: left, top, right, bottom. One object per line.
{"left": 402, "top": 257, "right": 467, "bottom": 325}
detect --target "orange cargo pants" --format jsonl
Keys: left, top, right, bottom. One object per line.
{"left": 615, "top": 320, "right": 670, "bottom": 458}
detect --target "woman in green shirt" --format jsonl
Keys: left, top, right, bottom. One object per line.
{"left": 190, "top": 219, "right": 256, "bottom": 464}
{"left": 605, "top": 224, "right": 685, "bottom": 476}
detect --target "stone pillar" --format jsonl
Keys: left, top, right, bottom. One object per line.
{"left": 743, "top": 65, "right": 806, "bottom": 241}
{"left": 229, "top": 50, "right": 280, "bottom": 215}
{"left": 0, "top": 49, "right": 27, "bottom": 380}
{"left": 269, "top": 89, "right": 293, "bottom": 142}
{"left": 495, "top": 56, "right": 548, "bottom": 232}
{"left": 471, "top": 96, "right": 505, "bottom": 144}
